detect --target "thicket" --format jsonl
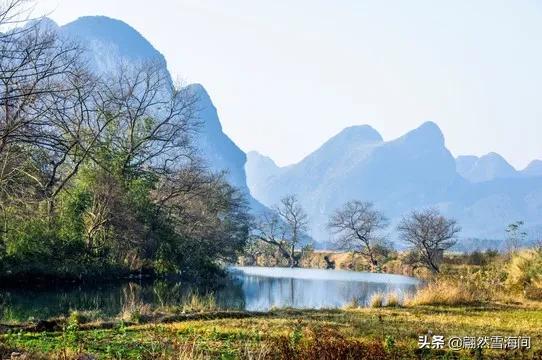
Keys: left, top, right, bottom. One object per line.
{"left": 0, "top": 5, "right": 249, "bottom": 282}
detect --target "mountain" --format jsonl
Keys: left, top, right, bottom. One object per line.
{"left": 61, "top": 16, "right": 170, "bottom": 79}
{"left": 56, "top": 16, "right": 264, "bottom": 211}
{"left": 46, "top": 16, "right": 542, "bottom": 244}
{"left": 247, "top": 122, "right": 462, "bottom": 242}
{"left": 522, "top": 160, "right": 542, "bottom": 177}
{"left": 246, "top": 122, "right": 542, "bottom": 244}
{"left": 245, "top": 151, "right": 284, "bottom": 200}
{"left": 187, "top": 84, "right": 252, "bottom": 194}
{"left": 455, "top": 153, "right": 518, "bottom": 183}
{"left": 456, "top": 156, "right": 479, "bottom": 178}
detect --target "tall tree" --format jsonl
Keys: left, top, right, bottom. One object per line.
{"left": 397, "top": 208, "right": 460, "bottom": 273}
{"left": 97, "top": 63, "right": 198, "bottom": 177}
{"left": 327, "top": 200, "right": 389, "bottom": 269}
{"left": 252, "top": 194, "right": 309, "bottom": 267}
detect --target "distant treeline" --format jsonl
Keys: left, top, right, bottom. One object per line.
{"left": 0, "top": 6, "right": 250, "bottom": 282}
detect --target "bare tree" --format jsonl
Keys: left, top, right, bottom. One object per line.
{"left": 97, "top": 63, "right": 199, "bottom": 176}
{"left": 0, "top": 1, "right": 37, "bottom": 29}
{"left": 505, "top": 221, "right": 527, "bottom": 253}
{"left": 252, "top": 195, "right": 310, "bottom": 267}
{"left": 397, "top": 208, "right": 460, "bottom": 273}
{"left": 0, "top": 9, "right": 87, "bottom": 214}
{"left": 252, "top": 211, "right": 292, "bottom": 265}
{"left": 327, "top": 200, "right": 389, "bottom": 269}
{"left": 0, "top": 22, "right": 82, "bottom": 156}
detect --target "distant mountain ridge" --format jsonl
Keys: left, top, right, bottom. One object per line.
{"left": 455, "top": 152, "right": 540, "bottom": 183}
{"left": 246, "top": 122, "right": 542, "bottom": 245}
{"left": 523, "top": 160, "right": 542, "bottom": 177}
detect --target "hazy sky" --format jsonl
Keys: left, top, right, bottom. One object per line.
{"left": 37, "top": 0, "right": 542, "bottom": 169}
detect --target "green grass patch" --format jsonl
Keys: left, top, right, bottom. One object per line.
{"left": 1, "top": 306, "right": 542, "bottom": 359}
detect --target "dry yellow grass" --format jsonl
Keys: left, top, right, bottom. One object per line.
{"left": 506, "top": 250, "right": 542, "bottom": 293}
{"left": 368, "top": 292, "right": 385, "bottom": 308}
{"left": 405, "top": 279, "right": 479, "bottom": 306}
{"left": 385, "top": 292, "right": 400, "bottom": 307}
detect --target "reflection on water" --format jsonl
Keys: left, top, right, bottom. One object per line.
{"left": 0, "top": 267, "right": 419, "bottom": 321}
{"left": 230, "top": 267, "right": 419, "bottom": 311}
{"left": 0, "top": 280, "right": 244, "bottom": 322}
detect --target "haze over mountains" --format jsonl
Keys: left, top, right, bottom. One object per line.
{"left": 246, "top": 123, "right": 542, "bottom": 245}
{"left": 46, "top": 15, "right": 541, "bottom": 247}
{"left": 523, "top": 160, "right": 542, "bottom": 178}
{"left": 456, "top": 153, "right": 541, "bottom": 183}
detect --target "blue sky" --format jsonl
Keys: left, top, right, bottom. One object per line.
{"left": 38, "top": 0, "right": 542, "bottom": 169}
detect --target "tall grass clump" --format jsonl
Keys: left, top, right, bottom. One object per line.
{"left": 368, "top": 292, "right": 385, "bottom": 308}
{"left": 67, "top": 310, "right": 103, "bottom": 325}
{"left": 120, "top": 300, "right": 152, "bottom": 323}
{"left": 179, "top": 291, "right": 218, "bottom": 313}
{"left": 385, "top": 292, "right": 400, "bottom": 307}
{"left": 405, "top": 279, "right": 479, "bottom": 306}
{"left": 345, "top": 292, "right": 402, "bottom": 309}
{"left": 343, "top": 297, "right": 362, "bottom": 309}
{"left": 173, "top": 339, "right": 210, "bottom": 360}
{"left": 506, "top": 250, "right": 542, "bottom": 300}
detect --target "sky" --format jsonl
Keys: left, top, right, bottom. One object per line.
{"left": 36, "top": 0, "right": 542, "bottom": 169}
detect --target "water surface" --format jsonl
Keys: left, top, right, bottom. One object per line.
{"left": 0, "top": 267, "right": 419, "bottom": 321}
{"left": 230, "top": 266, "right": 419, "bottom": 311}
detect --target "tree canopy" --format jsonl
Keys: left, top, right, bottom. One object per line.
{"left": 0, "top": 3, "right": 250, "bottom": 281}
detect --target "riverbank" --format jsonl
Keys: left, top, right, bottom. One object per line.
{"left": 1, "top": 305, "right": 541, "bottom": 359}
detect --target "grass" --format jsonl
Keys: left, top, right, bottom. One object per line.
{"left": 385, "top": 292, "right": 400, "bottom": 307}
{"left": 116, "top": 292, "right": 219, "bottom": 324}
{"left": 405, "top": 279, "right": 480, "bottom": 307}
{"left": 369, "top": 292, "right": 385, "bottom": 308}
{"left": 179, "top": 292, "right": 218, "bottom": 313}
{"left": 1, "top": 305, "right": 542, "bottom": 359}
